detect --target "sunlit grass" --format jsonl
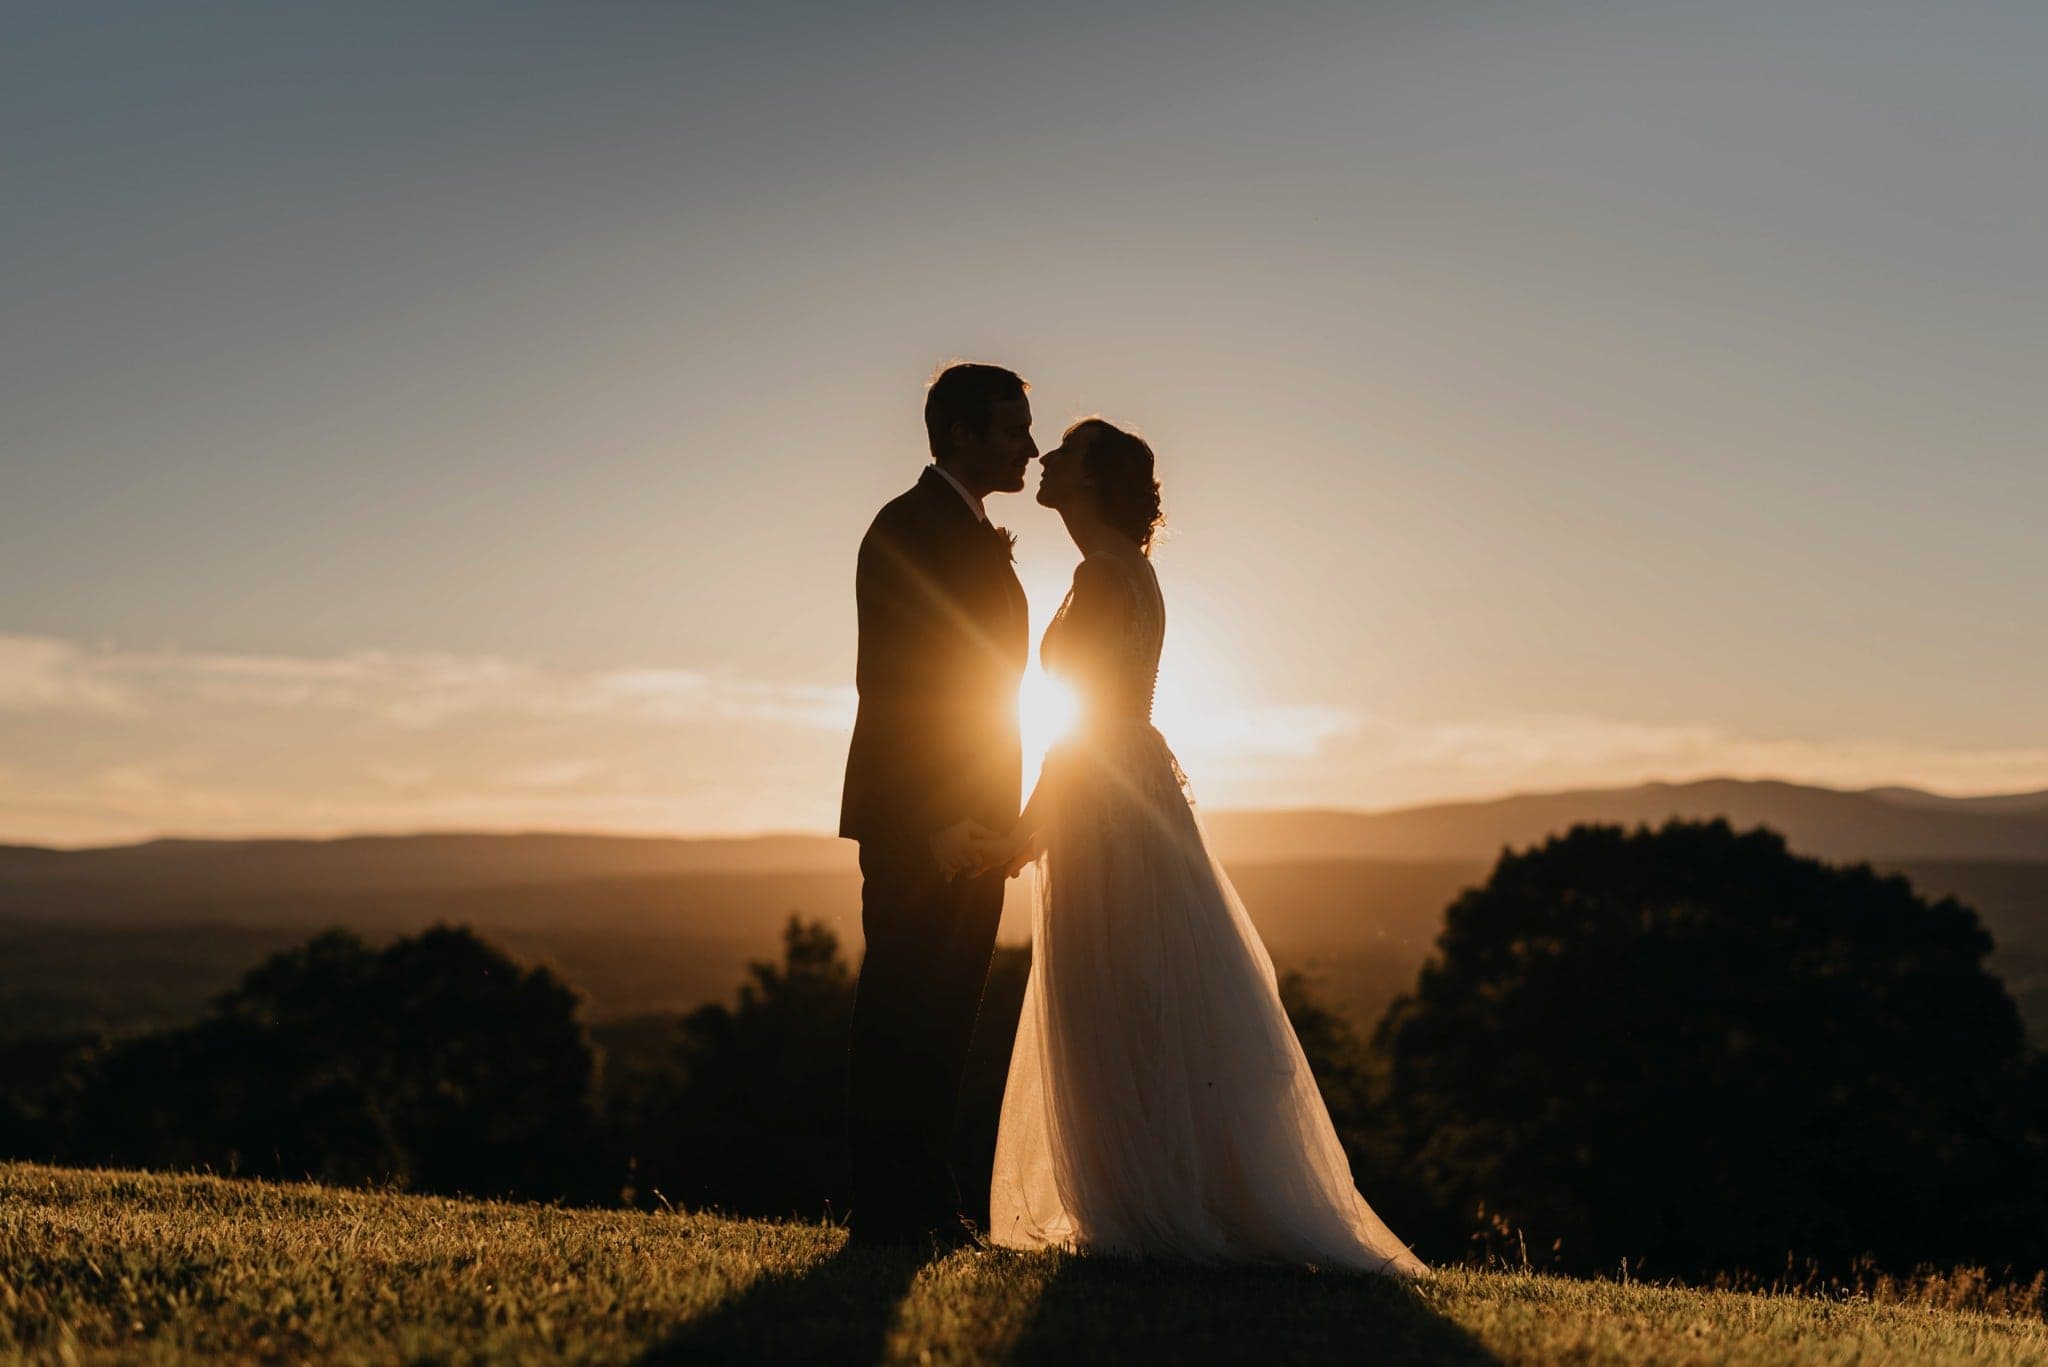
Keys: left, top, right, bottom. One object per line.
{"left": 4, "top": 1163, "right": 2045, "bottom": 1364}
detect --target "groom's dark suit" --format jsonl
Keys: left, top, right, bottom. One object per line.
{"left": 841, "top": 465, "right": 1028, "bottom": 1238}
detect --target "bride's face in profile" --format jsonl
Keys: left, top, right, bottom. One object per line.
{"left": 1035, "top": 427, "right": 1096, "bottom": 513}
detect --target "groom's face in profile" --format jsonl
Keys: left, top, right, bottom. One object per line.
{"left": 950, "top": 397, "right": 1036, "bottom": 497}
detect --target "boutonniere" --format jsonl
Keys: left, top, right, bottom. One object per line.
{"left": 991, "top": 524, "right": 1017, "bottom": 563}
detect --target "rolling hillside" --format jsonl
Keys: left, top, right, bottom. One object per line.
{"left": 1203, "top": 778, "right": 2048, "bottom": 863}
{"left": 6, "top": 852, "right": 2036, "bottom": 1043}
{"left": 2, "top": 778, "right": 2042, "bottom": 1040}
{"left": 7, "top": 779, "right": 2048, "bottom": 915}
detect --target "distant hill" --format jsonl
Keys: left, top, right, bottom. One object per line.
{"left": 6, "top": 779, "right": 2047, "bottom": 919}
{"left": 1, "top": 776, "right": 2042, "bottom": 1043}
{"left": 0, "top": 830, "right": 856, "bottom": 912}
{"left": 4, "top": 854, "right": 2038, "bottom": 1044}
{"left": 1199, "top": 778, "right": 2048, "bottom": 863}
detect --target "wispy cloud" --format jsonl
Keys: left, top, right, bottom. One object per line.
{"left": 5, "top": 631, "right": 2048, "bottom": 846}
{"left": 498, "top": 760, "right": 603, "bottom": 790}
{"left": 568, "top": 670, "right": 856, "bottom": 730}
{"left": 0, "top": 636, "right": 146, "bottom": 714}
{"left": 1231, "top": 710, "right": 2048, "bottom": 809}
{"left": 0, "top": 633, "right": 857, "bottom": 731}
{"left": 1158, "top": 701, "right": 1360, "bottom": 760}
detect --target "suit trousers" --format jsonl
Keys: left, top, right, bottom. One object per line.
{"left": 846, "top": 834, "right": 1006, "bottom": 1236}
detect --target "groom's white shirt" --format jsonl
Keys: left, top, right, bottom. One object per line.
{"left": 930, "top": 463, "right": 988, "bottom": 523}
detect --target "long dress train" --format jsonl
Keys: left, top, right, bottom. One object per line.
{"left": 989, "top": 550, "right": 1426, "bottom": 1277}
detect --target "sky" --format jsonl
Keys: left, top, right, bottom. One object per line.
{"left": 3, "top": 1, "right": 2045, "bottom": 846}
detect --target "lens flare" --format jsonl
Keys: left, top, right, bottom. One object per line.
{"left": 1019, "top": 664, "right": 1078, "bottom": 788}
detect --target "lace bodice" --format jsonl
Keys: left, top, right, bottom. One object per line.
{"left": 1040, "top": 550, "right": 1165, "bottom": 725}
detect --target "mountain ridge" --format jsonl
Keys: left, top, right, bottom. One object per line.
{"left": 3, "top": 778, "right": 2042, "bottom": 1042}
{"left": 5, "top": 779, "right": 2048, "bottom": 900}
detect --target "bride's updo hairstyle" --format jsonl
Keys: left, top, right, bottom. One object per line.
{"left": 1070, "top": 417, "right": 1165, "bottom": 553}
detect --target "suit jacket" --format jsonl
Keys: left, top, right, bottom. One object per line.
{"left": 839, "top": 466, "right": 1030, "bottom": 847}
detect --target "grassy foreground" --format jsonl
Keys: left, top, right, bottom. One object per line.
{"left": 4, "top": 1163, "right": 2045, "bottom": 1365}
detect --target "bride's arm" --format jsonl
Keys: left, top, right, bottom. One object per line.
{"left": 991, "top": 557, "right": 1131, "bottom": 876}
{"left": 998, "top": 778, "right": 1051, "bottom": 876}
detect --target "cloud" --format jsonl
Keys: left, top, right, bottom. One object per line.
{"left": 1234, "top": 709, "right": 2048, "bottom": 809}
{"left": 498, "top": 760, "right": 602, "bottom": 790}
{"left": 1157, "top": 700, "right": 1360, "bottom": 760}
{"left": 563, "top": 670, "right": 857, "bottom": 730}
{"left": 6, "top": 630, "right": 2048, "bottom": 846}
{"left": 363, "top": 763, "right": 434, "bottom": 791}
{"left": 0, "top": 636, "right": 145, "bottom": 714}
{"left": 0, "top": 633, "right": 855, "bottom": 731}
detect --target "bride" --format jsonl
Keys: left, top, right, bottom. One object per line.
{"left": 967, "top": 418, "right": 1427, "bottom": 1277}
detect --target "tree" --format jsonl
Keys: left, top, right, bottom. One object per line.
{"left": 1375, "top": 819, "right": 2046, "bottom": 1277}
{"left": 607, "top": 917, "right": 858, "bottom": 1215}
{"left": 64, "top": 925, "right": 599, "bottom": 1200}
{"left": 604, "top": 921, "right": 1033, "bottom": 1223}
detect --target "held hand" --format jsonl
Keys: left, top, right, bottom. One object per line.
{"left": 1003, "top": 832, "right": 1044, "bottom": 879}
{"left": 959, "top": 834, "right": 1014, "bottom": 879}
{"left": 930, "top": 819, "right": 1001, "bottom": 879}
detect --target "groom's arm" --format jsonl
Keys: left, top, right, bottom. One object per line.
{"left": 852, "top": 511, "right": 993, "bottom": 858}
{"left": 851, "top": 511, "right": 952, "bottom": 834}
{"left": 853, "top": 517, "right": 945, "bottom": 698}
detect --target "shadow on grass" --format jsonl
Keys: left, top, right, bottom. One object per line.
{"left": 1006, "top": 1255, "right": 1498, "bottom": 1366}
{"left": 635, "top": 1239, "right": 930, "bottom": 1365}
{"left": 634, "top": 1237, "right": 1492, "bottom": 1365}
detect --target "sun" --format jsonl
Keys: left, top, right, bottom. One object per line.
{"left": 1018, "top": 664, "right": 1079, "bottom": 786}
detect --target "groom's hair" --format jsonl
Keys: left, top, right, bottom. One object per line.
{"left": 925, "top": 363, "right": 1028, "bottom": 461}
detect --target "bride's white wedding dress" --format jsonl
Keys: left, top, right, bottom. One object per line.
{"left": 990, "top": 549, "right": 1427, "bottom": 1277}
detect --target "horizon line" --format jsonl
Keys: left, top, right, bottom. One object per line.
{"left": 13, "top": 773, "right": 2048, "bottom": 854}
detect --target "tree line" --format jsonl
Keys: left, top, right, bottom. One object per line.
{"left": 3, "top": 819, "right": 2042, "bottom": 1282}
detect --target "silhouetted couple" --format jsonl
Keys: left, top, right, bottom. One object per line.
{"left": 840, "top": 363, "right": 1424, "bottom": 1275}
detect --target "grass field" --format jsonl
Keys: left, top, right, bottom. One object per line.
{"left": 5, "top": 1165, "right": 2046, "bottom": 1364}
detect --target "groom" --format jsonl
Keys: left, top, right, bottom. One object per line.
{"left": 839, "top": 362, "right": 1035, "bottom": 1244}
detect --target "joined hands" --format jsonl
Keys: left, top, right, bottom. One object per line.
{"left": 930, "top": 819, "right": 1042, "bottom": 881}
